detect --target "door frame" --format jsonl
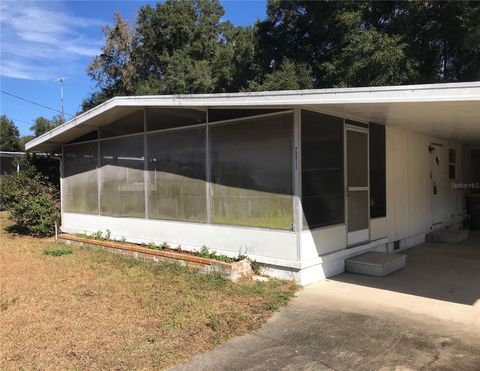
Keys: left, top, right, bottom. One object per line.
{"left": 345, "top": 124, "right": 371, "bottom": 247}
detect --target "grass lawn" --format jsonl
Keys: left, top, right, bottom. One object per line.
{"left": 0, "top": 212, "right": 297, "bottom": 370}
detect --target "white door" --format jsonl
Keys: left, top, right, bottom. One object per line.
{"left": 346, "top": 127, "right": 370, "bottom": 246}
{"left": 431, "top": 144, "right": 443, "bottom": 226}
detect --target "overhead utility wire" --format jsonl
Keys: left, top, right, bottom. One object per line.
{"left": 1, "top": 90, "right": 74, "bottom": 117}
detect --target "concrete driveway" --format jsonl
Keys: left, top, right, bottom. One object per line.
{"left": 173, "top": 233, "right": 480, "bottom": 371}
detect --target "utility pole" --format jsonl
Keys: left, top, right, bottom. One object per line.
{"left": 56, "top": 77, "right": 65, "bottom": 124}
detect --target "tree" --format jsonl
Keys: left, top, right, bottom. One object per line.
{"left": 247, "top": 58, "right": 313, "bottom": 91}
{"left": 87, "top": 11, "right": 137, "bottom": 96}
{"left": 83, "top": 0, "right": 480, "bottom": 111}
{"left": 19, "top": 135, "right": 35, "bottom": 151}
{"left": 257, "top": 1, "right": 480, "bottom": 87}
{"left": 30, "top": 116, "right": 62, "bottom": 137}
{"left": 0, "top": 115, "right": 20, "bottom": 151}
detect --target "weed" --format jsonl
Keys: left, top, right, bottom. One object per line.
{"left": 91, "top": 230, "right": 103, "bottom": 240}
{"left": 250, "top": 260, "right": 262, "bottom": 275}
{"left": 206, "top": 313, "right": 220, "bottom": 331}
{"left": 44, "top": 249, "right": 73, "bottom": 257}
{"left": 193, "top": 245, "right": 234, "bottom": 263}
{"left": 147, "top": 242, "right": 166, "bottom": 251}
{"left": 0, "top": 296, "right": 18, "bottom": 311}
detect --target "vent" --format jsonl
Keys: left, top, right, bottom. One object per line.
{"left": 393, "top": 240, "right": 401, "bottom": 250}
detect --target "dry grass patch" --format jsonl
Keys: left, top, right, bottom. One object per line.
{"left": 0, "top": 212, "right": 297, "bottom": 370}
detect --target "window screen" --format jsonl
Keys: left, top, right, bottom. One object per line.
{"left": 208, "top": 109, "right": 289, "bottom": 123}
{"left": 301, "top": 110, "right": 344, "bottom": 229}
{"left": 146, "top": 108, "right": 205, "bottom": 132}
{"left": 210, "top": 113, "right": 293, "bottom": 230}
{"left": 63, "top": 142, "right": 98, "bottom": 214}
{"left": 369, "top": 123, "right": 386, "bottom": 218}
{"left": 147, "top": 127, "right": 207, "bottom": 222}
{"left": 67, "top": 130, "right": 98, "bottom": 144}
{"left": 100, "top": 110, "right": 144, "bottom": 138}
{"left": 100, "top": 135, "right": 145, "bottom": 217}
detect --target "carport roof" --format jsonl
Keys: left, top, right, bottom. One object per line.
{"left": 26, "top": 82, "right": 480, "bottom": 152}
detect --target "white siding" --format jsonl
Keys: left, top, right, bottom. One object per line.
{"left": 386, "top": 127, "right": 464, "bottom": 242}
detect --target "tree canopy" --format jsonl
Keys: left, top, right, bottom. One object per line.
{"left": 83, "top": 0, "right": 480, "bottom": 110}
{"left": 0, "top": 115, "right": 61, "bottom": 152}
{"left": 0, "top": 115, "right": 20, "bottom": 151}
{"left": 30, "top": 116, "right": 62, "bottom": 137}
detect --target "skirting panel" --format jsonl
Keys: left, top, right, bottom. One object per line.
{"left": 61, "top": 212, "right": 298, "bottom": 262}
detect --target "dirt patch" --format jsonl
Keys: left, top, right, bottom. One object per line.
{"left": 0, "top": 212, "right": 297, "bottom": 370}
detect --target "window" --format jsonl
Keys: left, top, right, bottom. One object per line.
{"left": 63, "top": 142, "right": 98, "bottom": 214}
{"left": 100, "top": 134, "right": 145, "bottom": 217}
{"left": 301, "top": 110, "right": 344, "bottom": 229}
{"left": 448, "top": 148, "right": 456, "bottom": 180}
{"left": 210, "top": 113, "right": 293, "bottom": 230}
{"left": 147, "top": 127, "right": 207, "bottom": 222}
{"left": 369, "top": 123, "right": 386, "bottom": 218}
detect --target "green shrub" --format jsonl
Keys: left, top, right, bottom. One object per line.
{"left": 0, "top": 155, "right": 59, "bottom": 237}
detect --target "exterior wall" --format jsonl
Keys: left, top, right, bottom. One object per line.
{"left": 300, "top": 224, "right": 346, "bottom": 259}
{"left": 58, "top": 108, "right": 468, "bottom": 286}
{"left": 295, "top": 126, "right": 466, "bottom": 285}
{"left": 385, "top": 127, "right": 465, "bottom": 242}
{"left": 370, "top": 217, "right": 387, "bottom": 240}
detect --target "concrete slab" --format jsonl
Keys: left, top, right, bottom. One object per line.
{"left": 434, "top": 229, "right": 469, "bottom": 243}
{"left": 172, "top": 232, "right": 480, "bottom": 371}
{"left": 345, "top": 252, "right": 406, "bottom": 276}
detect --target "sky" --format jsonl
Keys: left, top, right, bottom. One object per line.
{"left": 0, "top": 0, "right": 267, "bottom": 136}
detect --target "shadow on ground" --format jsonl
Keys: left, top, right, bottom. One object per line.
{"left": 333, "top": 231, "right": 480, "bottom": 306}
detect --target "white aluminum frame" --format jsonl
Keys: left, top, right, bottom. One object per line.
{"left": 344, "top": 123, "right": 371, "bottom": 247}
{"left": 61, "top": 108, "right": 298, "bottom": 233}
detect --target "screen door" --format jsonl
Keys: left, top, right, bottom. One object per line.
{"left": 346, "top": 127, "right": 370, "bottom": 246}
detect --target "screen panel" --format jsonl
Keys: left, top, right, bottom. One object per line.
{"left": 369, "top": 123, "right": 386, "bottom": 218}
{"left": 208, "top": 109, "right": 289, "bottom": 123}
{"left": 63, "top": 142, "right": 98, "bottom": 214}
{"left": 301, "top": 110, "right": 344, "bottom": 229}
{"left": 147, "top": 127, "right": 207, "bottom": 222}
{"left": 100, "top": 110, "right": 144, "bottom": 138}
{"left": 210, "top": 113, "right": 293, "bottom": 230}
{"left": 348, "top": 190, "right": 369, "bottom": 232}
{"left": 100, "top": 135, "right": 145, "bottom": 217}
{"left": 347, "top": 130, "right": 368, "bottom": 187}
{"left": 146, "top": 108, "right": 206, "bottom": 132}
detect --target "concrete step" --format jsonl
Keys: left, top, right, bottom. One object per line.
{"left": 433, "top": 229, "right": 469, "bottom": 244}
{"left": 345, "top": 252, "right": 406, "bottom": 277}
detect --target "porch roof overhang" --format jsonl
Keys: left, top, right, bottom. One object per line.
{"left": 26, "top": 82, "right": 480, "bottom": 152}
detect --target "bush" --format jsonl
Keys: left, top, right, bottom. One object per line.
{"left": 0, "top": 155, "right": 60, "bottom": 237}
